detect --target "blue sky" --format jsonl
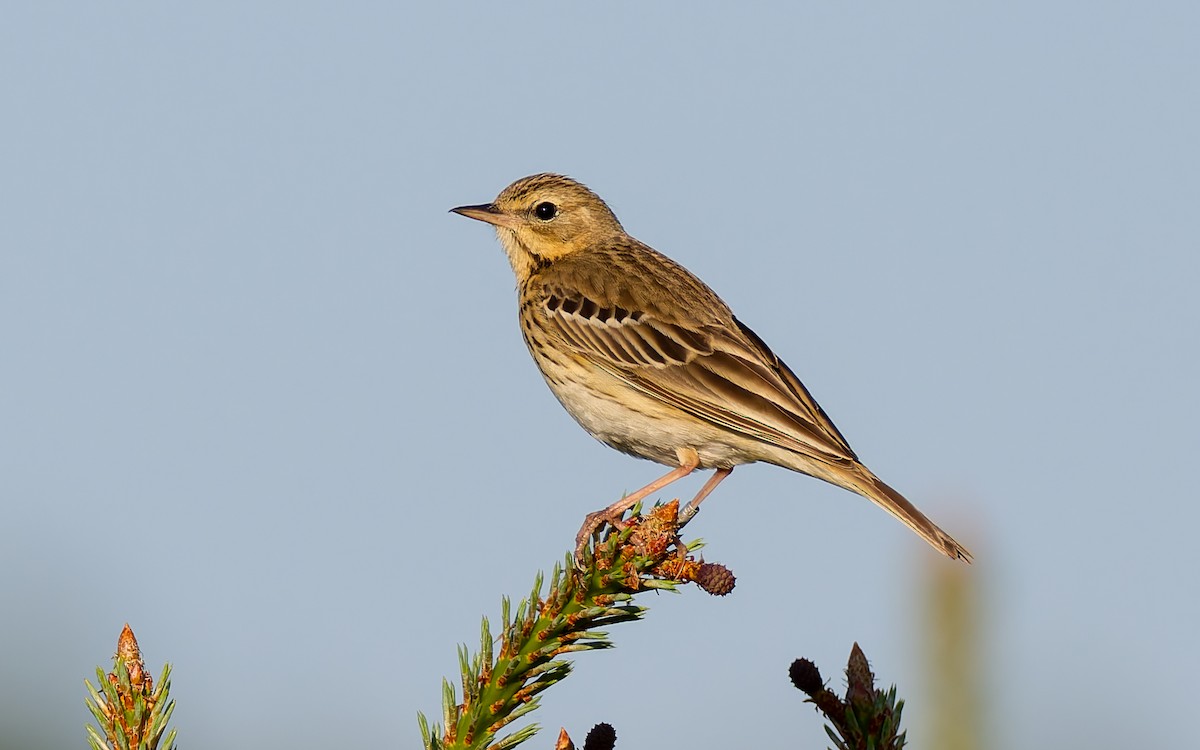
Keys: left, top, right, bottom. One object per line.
{"left": 2, "top": 3, "right": 1197, "bottom": 748}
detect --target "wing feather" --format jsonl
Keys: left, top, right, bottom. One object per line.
{"left": 533, "top": 288, "right": 857, "bottom": 463}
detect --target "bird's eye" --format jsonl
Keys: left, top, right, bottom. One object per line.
{"left": 534, "top": 202, "right": 558, "bottom": 221}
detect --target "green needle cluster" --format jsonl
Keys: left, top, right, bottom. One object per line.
{"left": 85, "top": 624, "right": 177, "bottom": 750}
{"left": 419, "top": 501, "right": 728, "bottom": 750}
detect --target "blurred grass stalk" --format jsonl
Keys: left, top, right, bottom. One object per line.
{"left": 924, "top": 546, "right": 982, "bottom": 750}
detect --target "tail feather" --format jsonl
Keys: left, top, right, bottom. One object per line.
{"left": 845, "top": 465, "right": 972, "bottom": 563}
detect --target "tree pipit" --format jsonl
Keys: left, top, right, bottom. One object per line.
{"left": 452, "top": 174, "right": 971, "bottom": 564}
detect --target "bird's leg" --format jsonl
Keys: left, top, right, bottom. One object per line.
{"left": 681, "top": 467, "right": 733, "bottom": 520}
{"left": 575, "top": 449, "right": 701, "bottom": 562}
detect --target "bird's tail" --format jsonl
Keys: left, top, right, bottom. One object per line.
{"left": 840, "top": 464, "right": 973, "bottom": 562}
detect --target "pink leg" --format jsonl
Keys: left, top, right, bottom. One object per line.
{"left": 681, "top": 466, "right": 733, "bottom": 519}
{"left": 575, "top": 452, "right": 702, "bottom": 558}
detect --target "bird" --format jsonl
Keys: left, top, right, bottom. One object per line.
{"left": 451, "top": 173, "right": 971, "bottom": 563}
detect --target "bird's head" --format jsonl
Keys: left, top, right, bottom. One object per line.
{"left": 451, "top": 173, "right": 625, "bottom": 278}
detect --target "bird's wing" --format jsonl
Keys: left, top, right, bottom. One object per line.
{"left": 534, "top": 287, "right": 858, "bottom": 464}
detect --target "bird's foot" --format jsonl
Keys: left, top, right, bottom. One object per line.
{"left": 573, "top": 508, "right": 623, "bottom": 571}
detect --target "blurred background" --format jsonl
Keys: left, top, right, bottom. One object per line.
{"left": 2, "top": 3, "right": 1196, "bottom": 748}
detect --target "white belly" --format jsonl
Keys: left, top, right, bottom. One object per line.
{"left": 541, "top": 373, "right": 761, "bottom": 470}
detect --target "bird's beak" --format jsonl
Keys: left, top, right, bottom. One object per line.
{"left": 450, "top": 203, "right": 520, "bottom": 230}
